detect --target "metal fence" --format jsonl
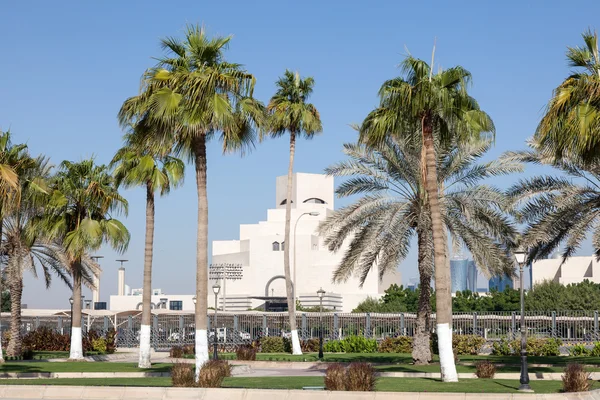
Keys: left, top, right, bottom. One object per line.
{"left": 4, "top": 311, "right": 600, "bottom": 350}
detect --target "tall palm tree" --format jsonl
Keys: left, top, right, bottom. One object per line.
{"left": 39, "top": 159, "right": 129, "bottom": 360}
{"left": 359, "top": 56, "right": 495, "bottom": 381}
{"left": 263, "top": 70, "right": 322, "bottom": 354}
{"left": 118, "top": 25, "right": 263, "bottom": 376}
{"left": 319, "top": 137, "right": 517, "bottom": 364}
{"left": 111, "top": 132, "right": 184, "bottom": 368}
{"left": 4, "top": 156, "right": 76, "bottom": 357}
{"left": 535, "top": 29, "right": 600, "bottom": 164}
{"left": 505, "top": 141, "right": 600, "bottom": 262}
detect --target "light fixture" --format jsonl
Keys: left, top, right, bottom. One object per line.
{"left": 192, "top": 296, "right": 197, "bottom": 304}
{"left": 514, "top": 247, "right": 527, "bottom": 265}
{"left": 69, "top": 297, "right": 74, "bottom": 305}
{"left": 212, "top": 283, "right": 221, "bottom": 296}
{"left": 309, "top": 211, "right": 320, "bottom": 216}
{"left": 317, "top": 287, "right": 325, "bottom": 299}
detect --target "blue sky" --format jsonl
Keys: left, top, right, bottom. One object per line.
{"left": 1, "top": 1, "right": 598, "bottom": 308}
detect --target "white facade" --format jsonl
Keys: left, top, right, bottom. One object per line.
{"left": 531, "top": 255, "right": 600, "bottom": 286}
{"left": 210, "top": 173, "right": 401, "bottom": 312}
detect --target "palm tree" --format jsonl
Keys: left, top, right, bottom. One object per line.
{"left": 505, "top": 141, "right": 600, "bottom": 262}
{"left": 4, "top": 156, "right": 77, "bottom": 357}
{"left": 118, "top": 25, "right": 263, "bottom": 375}
{"left": 318, "top": 137, "right": 517, "bottom": 364}
{"left": 263, "top": 70, "right": 322, "bottom": 354}
{"left": 535, "top": 29, "right": 600, "bottom": 164}
{"left": 40, "top": 159, "right": 129, "bottom": 360}
{"left": 359, "top": 56, "right": 495, "bottom": 381}
{"left": 111, "top": 132, "right": 184, "bottom": 368}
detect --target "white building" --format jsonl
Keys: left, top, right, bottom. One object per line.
{"left": 531, "top": 255, "right": 600, "bottom": 286}
{"left": 209, "top": 173, "right": 400, "bottom": 312}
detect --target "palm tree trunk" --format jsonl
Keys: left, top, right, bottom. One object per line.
{"left": 0, "top": 215, "right": 4, "bottom": 363}
{"left": 69, "top": 264, "right": 84, "bottom": 360}
{"left": 192, "top": 135, "right": 209, "bottom": 380}
{"left": 138, "top": 182, "right": 155, "bottom": 369}
{"left": 423, "top": 119, "right": 457, "bottom": 382}
{"left": 284, "top": 132, "right": 301, "bottom": 355}
{"left": 6, "top": 252, "right": 22, "bottom": 358}
{"left": 413, "top": 220, "right": 432, "bottom": 365}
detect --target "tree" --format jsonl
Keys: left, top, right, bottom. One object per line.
{"left": 263, "top": 70, "right": 322, "bottom": 355}
{"left": 111, "top": 132, "right": 184, "bottom": 368}
{"left": 357, "top": 55, "right": 495, "bottom": 381}
{"left": 4, "top": 156, "right": 77, "bottom": 357}
{"left": 118, "top": 25, "right": 263, "bottom": 377}
{"left": 319, "top": 137, "right": 515, "bottom": 365}
{"left": 535, "top": 29, "right": 600, "bottom": 164}
{"left": 40, "top": 159, "right": 129, "bottom": 360}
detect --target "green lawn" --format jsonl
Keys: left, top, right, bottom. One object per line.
{"left": 0, "top": 377, "right": 586, "bottom": 393}
{"left": 0, "top": 362, "right": 172, "bottom": 373}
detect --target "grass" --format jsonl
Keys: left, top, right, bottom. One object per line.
{"left": 0, "top": 377, "right": 587, "bottom": 393}
{"left": 0, "top": 362, "right": 172, "bottom": 373}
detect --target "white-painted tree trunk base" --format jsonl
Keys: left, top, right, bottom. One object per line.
{"left": 194, "top": 329, "right": 209, "bottom": 382}
{"left": 138, "top": 324, "right": 152, "bottom": 368}
{"left": 69, "top": 327, "right": 84, "bottom": 360}
{"left": 291, "top": 329, "right": 302, "bottom": 355}
{"left": 437, "top": 323, "right": 458, "bottom": 382}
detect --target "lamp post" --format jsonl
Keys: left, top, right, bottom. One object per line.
{"left": 293, "top": 211, "right": 320, "bottom": 312}
{"left": 69, "top": 297, "right": 74, "bottom": 336}
{"left": 514, "top": 247, "right": 532, "bottom": 392}
{"left": 212, "top": 283, "right": 221, "bottom": 360}
{"left": 317, "top": 287, "right": 325, "bottom": 359}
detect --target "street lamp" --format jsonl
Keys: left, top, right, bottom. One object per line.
{"left": 317, "top": 287, "right": 325, "bottom": 359}
{"left": 514, "top": 247, "right": 532, "bottom": 392}
{"left": 212, "top": 283, "right": 221, "bottom": 360}
{"left": 293, "top": 211, "right": 320, "bottom": 312}
{"left": 69, "top": 297, "right": 74, "bottom": 336}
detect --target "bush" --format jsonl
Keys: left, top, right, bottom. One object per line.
{"left": 323, "top": 340, "right": 343, "bottom": 353}
{"left": 259, "top": 337, "right": 286, "bottom": 353}
{"left": 324, "top": 363, "right": 346, "bottom": 391}
{"left": 345, "top": 363, "right": 377, "bottom": 392}
{"left": 492, "top": 337, "right": 562, "bottom": 357}
{"left": 301, "top": 339, "right": 320, "bottom": 353}
{"left": 475, "top": 360, "right": 496, "bottom": 379}
{"left": 378, "top": 336, "right": 412, "bottom": 353}
{"left": 170, "top": 346, "right": 184, "bottom": 358}
{"left": 432, "top": 334, "right": 485, "bottom": 356}
{"left": 91, "top": 338, "right": 107, "bottom": 354}
{"left": 104, "top": 329, "right": 116, "bottom": 354}
{"left": 341, "top": 336, "right": 378, "bottom": 353}
{"left": 562, "top": 363, "right": 591, "bottom": 393}
{"left": 491, "top": 339, "right": 512, "bottom": 356}
{"left": 171, "top": 362, "right": 195, "bottom": 387}
{"left": 569, "top": 344, "right": 591, "bottom": 357}
{"left": 236, "top": 345, "right": 257, "bottom": 361}
{"left": 182, "top": 345, "right": 195, "bottom": 356}
{"left": 591, "top": 342, "right": 600, "bottom": 357}
{"left": 198, "top": 360, "right": 232, "bottom": 388}
{"left": 22, "top": 327, "right": 70, "bottom": 352}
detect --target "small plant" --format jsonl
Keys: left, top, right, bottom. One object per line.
{"left": 491, "top": 339, "right": 512, "bottom": 356}
{"left": 198, "top": 360, "right": 232, "bottom": 388}
{"left": 378, "top": 336, "right": 413, "bottom": 353}
{"left": 236, "top": 345, "right": 257, "bottom": 361}
{"left": 323, "top": 339, "right": 343, "bottom": 353}
{"left": 345, "top": 362, "right": 377, "bottom": 391}
{"left": 301, "top": 338, "right": 320, "bottom": 352}
{"left": 169, "top": 346, "right": 184, "bottom": 358}
{"left": 182, "top": 345, "right": 195, "bottom": 355}
{"left": 341, "top": 335, "right": 378, "bottom": 353}
{"left": 590, "top": 342, "right": 600, "bottom": 357}
{"left": 259, "top": 337, "right": 286, "bottom": 353}
{"left": 569, "top": 344, "right": 591, "bottom": 357}
{"left": 171, "top": 362, "right": 195, "bottom": 387}
{"left": 475, "top": 360, "right": 496, "bottom": 379}
{"left": 324, "top": 363, "right": 346, "bottom": 391}
{"left": 562, "top": 363, "right": 591, "bottom": 393}
{"left": 91, "top": 338, "right": 107, "bottom": 354}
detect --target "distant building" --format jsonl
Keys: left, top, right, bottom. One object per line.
{"left": 467, "top": 261, "right": 477, "bottom": 292}
{"left": 489, "top": 274, "right": 514, "bottom": 292}
{"left": 531, "top": 255, "right": 600, "bottom": 286}
{"left": 450, "top": 258, "right": 468, "bottom": 293}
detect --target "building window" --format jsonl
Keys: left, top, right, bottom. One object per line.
{"left": 281, "top": 241, "right": 285, "bottom": 251}
{"left": 169, "top": 300, "right": 183, "bottom": 311}
{"left": 94, "top": 302, "right": 107, "bottom": 310}
{"left": 279, "top": 199, "right": 294, "bottom": 205}
{"left": 272, "top": 241, "right": 280, "bottom": 251}
{"left": 303, "top": 198, "right": 326, "bottom": 204}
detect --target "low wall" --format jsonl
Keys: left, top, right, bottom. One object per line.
{"left": 0, "top": 386, "right": 598, "bottom": 400}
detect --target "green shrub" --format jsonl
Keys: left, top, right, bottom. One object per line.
{"left": 591, "top": 342, "right": 600, "bottom": 357}
{"left": 491, "top": 339, "right": 512, "bottom": 356}
{"left": 259, "top": 337, "right": 287, "bottom": 353}
{"left": 91, "top": 338, "right": 107, "bottom": 354}
{"left": 324, "top": 340, "right": 343, "bottom": 353}
{"left": 341, "top": 335, "right": 377, "bottom": 353}
{"left": 493, "top": 337, "right": 562, "bottom": 356}
{"left": 432, "top": 334, "right": 485, "bottom": 355}
{"left": 569, "top": 344, "right": 591, "bottom": 357}
{"left": 378, "top": 336, "right": 413, "bottom": 353}
{"left": 562, "top": 363, "right": 591, "bottom": 392}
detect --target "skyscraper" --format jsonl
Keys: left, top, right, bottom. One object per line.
{"left": 450, "top": 258, "right": 468, "bottom": 293}
{"left": 489, "top": 274, "right": 514, "bottom": 292}
{"left": 467, "top": 261, "right": 477, "bottom": 292}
